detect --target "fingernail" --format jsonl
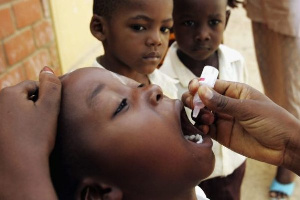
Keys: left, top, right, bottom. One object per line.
{"left": 41, "top": 66, "right": 54, "bottom": 74}
{"left": 202, "top": 86, "right": 213, "bottom": 100}
{"left": 188, "top": 79, "right": 199, "bottom": 91}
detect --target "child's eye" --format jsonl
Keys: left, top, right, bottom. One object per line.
{"left": 131, "top": 25, "right": 146, "bottom": 31}
{"left": 209, "top": 20, "right": 221, "bottom": 26}
{"left": 138, "top": 83, "right": 145, "bottom": 88}
{"left": 113, "top": 98, "right": 128, "bottom": 116}
{"left": 183, "top": 21, "right": 195, "bottom": 27}
{"left": 160, "top": 27, "right": 171, "bottom": 33}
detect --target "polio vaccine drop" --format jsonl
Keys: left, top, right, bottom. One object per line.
{"left": 192, "top": 66, "right": 219, "bottom": 118}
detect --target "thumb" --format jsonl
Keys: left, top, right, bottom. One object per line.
{"left": 198, "top": 85, "right": 252, "bottom": 120}
{"left": 37, "top": 66, "right": 62, "bottom": 112}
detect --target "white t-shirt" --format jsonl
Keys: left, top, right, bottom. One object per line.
{"left": 196, "top": 186, "right": 209, "bottom": 200}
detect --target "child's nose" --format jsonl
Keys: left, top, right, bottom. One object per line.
{"left": 146, "top": 84, "right": 163, "bottom": 106}
{"left": 146, "top": 31, "right": 162, "bottom": 47}
{"left": 195, "top": 25, "right": 210, "bottom": 41}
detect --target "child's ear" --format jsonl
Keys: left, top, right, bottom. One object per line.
{"left": 90, "top": 14, "right": 107, "bottom": 41}
{"left": 225, "top": 10, "right": 231, "bottom": 29}
{"left": 76, "top": 179, "right": 123, "bottom": 200}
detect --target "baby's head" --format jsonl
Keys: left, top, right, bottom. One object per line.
{"left": 90, "top": 0, "right": 173, "bottom": 75}
{"left": 51, "top": 67, "right": 215, "bottom": 199}
{"left": 173, "top": 0, "right": 233, "bottom": 62}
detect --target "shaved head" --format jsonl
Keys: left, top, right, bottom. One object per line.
{"left": 93, "top": 0, "right": 130, "bottom": 18}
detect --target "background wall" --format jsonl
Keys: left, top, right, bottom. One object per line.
{"left": 0, "top": 0, "right": 61, "bottom": 89}
{"left": 49, "top": 0, "right": 103, "bottom": 73}
{"left": 0, "top": 0, "right": 104, "bottom": 89}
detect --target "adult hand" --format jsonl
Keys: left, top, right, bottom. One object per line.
{"left": 182, "top": 79, "right": 300, "bottom": 176}
{"left": 0, "top": 66, "right": 60, "bottom": 200}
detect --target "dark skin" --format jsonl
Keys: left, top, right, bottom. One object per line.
{"left": 182, "top": 79, "right": 300, "bottom": 177}
{"left": 90, "top": 0, "right": 173, "bottom": 86}
{"left": 58, "top": 67, "right": 215, "bottom": 200}
{"left": 1, "top": 69, "right": 300, "bottom": 200}
{"left": 0, "top": 67, "right": 61, "bottom": 200}
{"left": 173, "top": 0, "right": 230, "bottom": 77}
{"left": 0, "top": 67, "right": 214, "bottom": 200}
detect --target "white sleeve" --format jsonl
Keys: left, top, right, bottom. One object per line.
{"left": 195, "top": 186, "right": 210, "bottom": 200}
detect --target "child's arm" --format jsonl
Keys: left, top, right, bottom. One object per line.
{"left": 0, "top": 67, "right": 60, "bottom": 200}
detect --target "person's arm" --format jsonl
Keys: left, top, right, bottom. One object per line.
{"left": 0, "top": 67, "right": 60, "bottom": 200}
{"left": 182, "top": 79, "right": 300, "bottom": 176}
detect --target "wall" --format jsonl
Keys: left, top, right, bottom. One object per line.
{"left": 0, "top": 0, "right": 61, "bottom": 89}
{"left": 49, "top": 0, "right": 103, "bottom": 73}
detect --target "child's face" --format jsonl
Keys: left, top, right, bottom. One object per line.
{"left": 173, "top": 0, "right": 227, "bottom": 61}
{"left": 60, "top": 67, "right": 214, "bottom": 194}
{"left": 99, "top": 0, "right": 173, "bottom": 74}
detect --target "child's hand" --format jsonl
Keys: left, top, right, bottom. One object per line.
{"left": 0, "top": 67, "right": 60, "bottom": 200}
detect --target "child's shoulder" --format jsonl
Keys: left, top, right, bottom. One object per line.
{"left": 148, "top": 69, "right": 179, "bottom": 99}
{"left": 218, "top": 44, "right": 248, "bottom": 84}
{"left": 218, "top": 44, "right": 244, "bottom": 61}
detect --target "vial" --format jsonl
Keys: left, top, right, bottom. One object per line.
{"left": 192, "top": 66, "right": 219, "bottom": 118}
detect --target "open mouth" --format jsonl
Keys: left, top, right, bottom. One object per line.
{"left": 180, "top": 107, "right": 204, "bottom": 144}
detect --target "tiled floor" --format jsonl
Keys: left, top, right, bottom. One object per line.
{"left": 223, "top": 6, "right": 300, "bottom": 200}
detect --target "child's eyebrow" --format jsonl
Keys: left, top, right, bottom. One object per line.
{"left": 130, "top": 15, "right": 173, "bottom": 23}
{"left": 130, "top": 15, "right": 152, "bottom": 22}
{"left": 209, "top": 13, "right": 223, "bottom": 18}
{"left": 162, "top": 18, "right": 173, "bottom": 23}
{"left": 87, "top": 83, "right": 105, "bottom": 107}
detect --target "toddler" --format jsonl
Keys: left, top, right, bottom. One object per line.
{"left": 50, "top": 67, "right": 215, "bottom": 200}
{"left": 160, "top": 0, "right": 247, "bottom": 199}
{"left": 90, "top": 0, "right": 178, "bottom": 99}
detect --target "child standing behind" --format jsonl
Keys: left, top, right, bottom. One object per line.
{"left": 160, "top": 0, "right": 247, "bottom": 199}
{"left": 90, "top": 0, "right": 178, "bottom": 99}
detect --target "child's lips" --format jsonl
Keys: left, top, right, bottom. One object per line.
{"left": 193, "top": 45, "right": 211, "bottom": 51}
{"left": 143, "top": 52, "right": 161, "bottom": 60}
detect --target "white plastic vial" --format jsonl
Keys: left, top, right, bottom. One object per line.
{"left": 192, "top": 66, "right": 219, "bottom": 118}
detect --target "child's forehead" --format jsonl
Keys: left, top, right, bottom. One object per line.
{"left": 61, "top": 68, "right": 110, "bottom": 89}
{"left": 111, "top": 0, "right": 147, "bottom": 12}
{"left": 62, "top": 68, "right": 139, "bottom": 95}
{"left": 115, "top": 0, "right": 172, "bottom": 12}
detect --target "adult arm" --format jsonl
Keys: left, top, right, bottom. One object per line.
{"left": 0, "top": 67, "right": 60, "bottom": 200}
{"left": 182, "top": 79, "right": 300, "bottom": 176}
